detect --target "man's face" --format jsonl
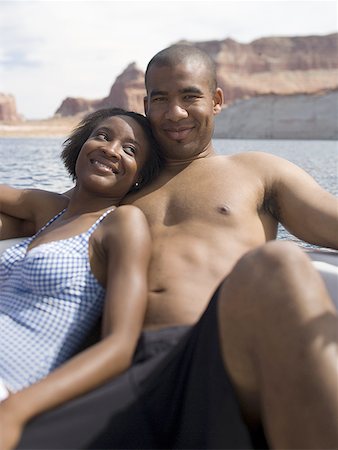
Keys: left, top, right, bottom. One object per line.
{"left": 144, "top": 61, "right": 223, "bottom": 161}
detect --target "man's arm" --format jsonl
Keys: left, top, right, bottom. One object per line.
{"left": 256, "top": 152, "right": 338, "bottom": 249}
{"left": 238, "top": 152, "right": 338, "bottom": 249}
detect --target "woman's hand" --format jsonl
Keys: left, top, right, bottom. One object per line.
{"left": 0, "top": 398, "right": 25, "bottom": 450}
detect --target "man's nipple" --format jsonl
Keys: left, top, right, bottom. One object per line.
{"left": 217, "top": 204, "right": 231, "bottom": 215}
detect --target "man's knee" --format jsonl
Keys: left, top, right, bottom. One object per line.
{"left": 217, "top": 240, "right": 330, "bottom": 329}
{"left": 228, "top": 241, "right": 317, "bottom": 289}
{"left": 245, "top": 240, "right": 309, "bottom": 268}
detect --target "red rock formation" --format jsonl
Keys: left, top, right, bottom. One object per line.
{"left": 97, "top": 63, "right": 146, "bottom": 113}
{"left": 55, "top": 63, "right": 145, "bottom": 117}
{"left": 0, "top": 93, "right": 21, "bottom": 122}
{"left": 186, "top": 33, "right": 338, "bottom": 104}
{"left": 55, "top": 33, "right": 338, "bottom": 116}
{"left": 55, "top": 97, "right": 100, "bottom": 117}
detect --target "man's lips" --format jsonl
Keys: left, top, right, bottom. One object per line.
{"left": 163, "top": 126, "right": 194, "bottom": 141}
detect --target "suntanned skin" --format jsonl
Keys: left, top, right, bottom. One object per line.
{"left": 124, "top": 57, "right": 338, "bottom": 448}
{"left": 123, "top": 60, "right": 337, "bottom": 330}
{"left": 0, "top": 213, "right": 35, "bottom": 239}
{"left": 1, "top": 50, "right": 338, "bottom": 449}
{"left": 0, "top": 115, "right": 154, "bottom": 450}
{"left": 126, "top": 152, "right": 276, "bottom": 327}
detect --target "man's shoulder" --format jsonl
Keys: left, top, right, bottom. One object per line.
{"left": 212, "top": 151, "right": 288, "bottom": 172}
{"left": 226, "top": 151, "right": 274, "bottom": 162}
{"left": 204, "top": 151, "right": 271, "bottom": 163}
{"left": 201, "top": 151, "right": 274, "bottom": 169}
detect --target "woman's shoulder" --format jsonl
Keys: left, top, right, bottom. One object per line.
{"left": 32, "top": 192, "right": 70, "bottom": 229}
{"left": 106, "top": 204, "right": 146, "bottom": 224}
{"left": 97, "top": 204, "right": 148, "bottom": 240}
{"left": 95, "top": 204, "right": 150, "bottom": 256}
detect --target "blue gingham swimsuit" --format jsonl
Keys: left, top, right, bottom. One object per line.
{"left": 0, "top": 208, "right": 114, "bottom": 392}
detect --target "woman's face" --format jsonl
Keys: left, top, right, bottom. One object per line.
{"left": 75, "top": 115, "right": 151, "bottom": 199}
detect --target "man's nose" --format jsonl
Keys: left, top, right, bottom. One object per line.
{"left": 165, "top": 103, "right": 188, "bottom": 121}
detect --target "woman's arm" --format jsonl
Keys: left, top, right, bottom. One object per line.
{"left": 0, "top": 185, "right": 35, "bottom": 239}
{"left": 0, "top": 212, "right": 35, "bottom": 240}
{"left": 0, "top": 205, "right": 151, "bottom": 449}
{"left": 0, "top": 185, "right": 69, "bottom": 239}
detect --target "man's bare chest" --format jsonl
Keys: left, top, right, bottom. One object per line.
{"left": 133, "top": 173, "right": 262, "bottom": 228}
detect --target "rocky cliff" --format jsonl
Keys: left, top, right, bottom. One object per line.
{"left": 55, "top": 63, "right": 145, "bottom": 117}
{"left": 55, "top": 33, "right": 338, "bottom": 117}
{"left": 0, "top": 93, "right": 21, "bottom": 122}
{"left": 54, "top": 97, "right": 99, "bottom": 117}
{"left": 97, "top": 63, "right": 145, "bottom": 113}
{"left": 188, "top": 33, "right": 338, "bottom": 105}
{"left": 214, "top": 89, "right": 338, "bottom": 139}
{"left": 2, "top": 33, "right": 338, "bottom": 140}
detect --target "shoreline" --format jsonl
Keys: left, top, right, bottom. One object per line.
{"left": 0, "top": 118, "right": 79, "bottom": 138}
{"left": 1, "top": 119, "right": 337, "bottom": 141}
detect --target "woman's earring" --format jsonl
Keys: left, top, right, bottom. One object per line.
{"left": 134, "top": 182, "right": 140, "bottom": 189}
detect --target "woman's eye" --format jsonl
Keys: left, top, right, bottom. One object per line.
{"left": 123, "top": 145, "right": 136, "bottom": 156}
{"left": 96, "top": 132, "right": 108, "bottom": 140}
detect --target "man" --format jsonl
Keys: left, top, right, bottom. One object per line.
{"left": 1, "top": 45, "right": 338, "bottom": 449}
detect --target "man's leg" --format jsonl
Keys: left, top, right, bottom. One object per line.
{"left": 217, "top": 241, "right": 338, "bottom": 449}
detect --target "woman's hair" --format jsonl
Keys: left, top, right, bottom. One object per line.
{"left": 61, "top": 107, "right": 162, "bottom": 190}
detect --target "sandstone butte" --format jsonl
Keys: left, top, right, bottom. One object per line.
{"left": 1, "top": 33, "right": 337, "bottom": 139}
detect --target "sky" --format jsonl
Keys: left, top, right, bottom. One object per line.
{"left": 1, "top": 0, "right": 337, "bottom": 119}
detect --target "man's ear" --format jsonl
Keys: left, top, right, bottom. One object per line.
{"left": 144, "top": 96, "right": 148, "bottom": 116}
{"left": 213, "top": 88, "right": 224, "bottom": 115}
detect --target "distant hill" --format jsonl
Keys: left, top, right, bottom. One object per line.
{"left": 214, "top": 90, "right": 338, "bottom": 139}
{"left": 55, "top": 33, "right": 338, "bottom": 117}
{"left": 0, "top": 93, "right": 22, "bottom": 122}
{"left": 1, "top": 33, "right": 337, "bottom": 139}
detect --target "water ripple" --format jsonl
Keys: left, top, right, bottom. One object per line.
{"left": 1, "top": 137, "right": 337, "bottom": 247}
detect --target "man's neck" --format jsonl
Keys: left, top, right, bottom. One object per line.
{"left": 162, "top": 147, "right": 217, "bottom": 172}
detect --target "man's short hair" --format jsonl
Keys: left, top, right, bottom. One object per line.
{"left": 145, "top": 44, "right": 218, "bottom": 93}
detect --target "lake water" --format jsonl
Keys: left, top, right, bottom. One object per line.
{"left": 0, "top": 137, "right": 337, "bottom": 247}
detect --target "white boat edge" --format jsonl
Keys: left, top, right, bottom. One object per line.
{"left": 0, "top": 238, "right": 337, "bottom": 309}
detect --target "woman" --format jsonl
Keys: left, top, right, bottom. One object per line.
{"left": 0, "top": 108, "right": 161, "bottom": 449}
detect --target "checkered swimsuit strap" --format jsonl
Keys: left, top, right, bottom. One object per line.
{"left": 27, "top": 208, "right": 67, "bottom": 244}
{"left": 27, "top": 206, "right": 116, "bottom": 247}
{"left": 83, "top": 207, "right": 116, "bottom": 237}
{"left": 0, "top": 207, "right": 116, "bottom": 392}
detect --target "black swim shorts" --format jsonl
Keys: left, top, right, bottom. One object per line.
{"left": 18, "top": 287, "right": 267, "bottom": 449}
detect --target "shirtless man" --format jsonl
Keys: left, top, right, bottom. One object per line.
{"left": 1, "top": 45, "right": 338, "bottom": 449}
